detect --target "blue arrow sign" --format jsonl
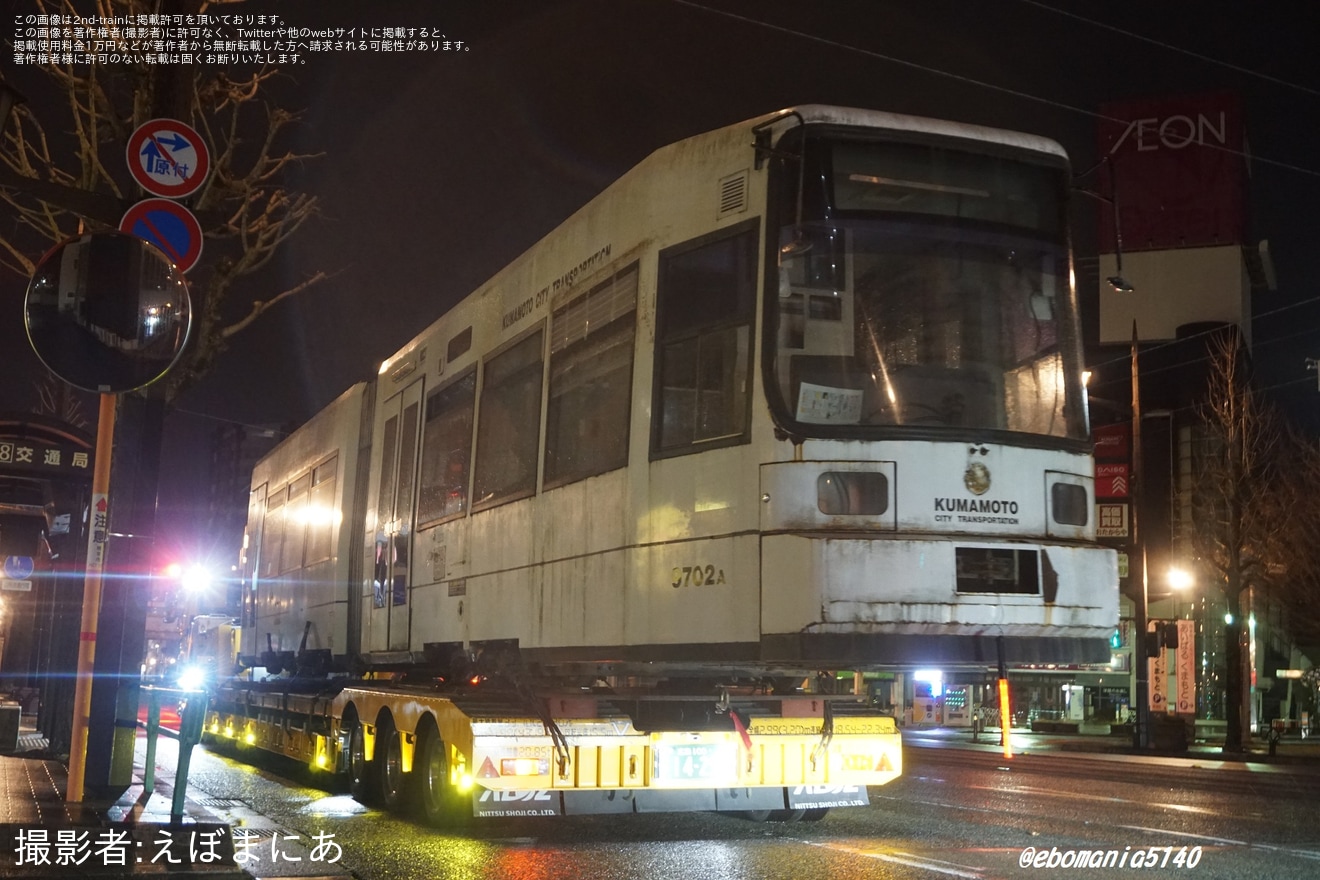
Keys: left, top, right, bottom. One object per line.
{"left": 3, "top": 556, "right": 35, "bottom": 580}
{"left": 125, "top": 118, "right": 210, "bottom": 199}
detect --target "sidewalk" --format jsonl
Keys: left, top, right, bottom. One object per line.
{"left": 0, "top": 716, "right": 247, "bottom": 879}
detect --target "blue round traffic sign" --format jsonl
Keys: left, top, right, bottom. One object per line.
{"left": 3, "top": 556, "right": 34, "bottom": 580}
{"left": 120, "top": 198, "right": 204, "bottom": 274}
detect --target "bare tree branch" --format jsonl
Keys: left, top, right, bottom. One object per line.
{"left": 0, "top": 0, "right": 328, "bottom": 406}
{"left": 221, "top": 270, "right": 338, "bottom": 339}
{"left": 1189, "top": 329, "right": 1320, "bottom": 750}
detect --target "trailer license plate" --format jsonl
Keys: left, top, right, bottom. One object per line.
{"left": 653, "top": 743, "right": 733, "bottom": 781}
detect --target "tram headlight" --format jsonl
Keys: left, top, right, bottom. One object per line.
{"left": 817, "top": 472, "right": 889, "bottom": 516}
{"left": 1049, "top": 482, "right": 1088, "bottom": 526}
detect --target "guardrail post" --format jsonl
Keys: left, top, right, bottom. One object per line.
{"left": 143, "top": 688, "right": 161, "bottom": 791}
{"left": 171, "top": 691, "right": 208, "bottom": 823}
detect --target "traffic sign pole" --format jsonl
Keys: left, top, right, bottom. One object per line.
{"left": 66, "top": 393, "right": 115, "bottom": 804}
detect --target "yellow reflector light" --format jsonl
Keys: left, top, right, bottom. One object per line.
{"left": 458, "top": 773, "right": 474, "bottom": 792}
{"left": 244, "top": 731, "right": 255, "bottom": 745}
{"left": 224, "top": 725, "right": 234, "bottom": 738}
{"left": 315, "top": 753, "right": 328, "bottom": 768}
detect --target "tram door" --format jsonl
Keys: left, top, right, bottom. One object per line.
{"left": 240, "top": 482, "right": 266, "bottom": 655}
{"left": 369, "top": 380, "right": 423, "bottom": 653}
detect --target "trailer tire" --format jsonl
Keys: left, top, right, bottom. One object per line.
{"left": 741, "top": 808, "right": 806, "bottom": 823}
{"left": 800, "top": 807, "right": 830, "bottom": 822}
{"left": 348, "top": 713, "right": 376, "bottom": 804}
{"left": 771, "top": 809, "right": 807, "bottom": 822}
{"left": 415, "top": 718, "right": 468, "bottom": 828}
{"left": 375, "top": 714, "right": 409, "bottom": 811}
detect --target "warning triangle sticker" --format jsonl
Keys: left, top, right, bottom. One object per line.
{"left": 478, "top": 757, "right": 500, "bottom": 778}
{"left": 877, "top": 753, "right": 893, "bottom": 772}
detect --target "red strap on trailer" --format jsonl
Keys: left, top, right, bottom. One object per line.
{"left": 730, "top": 710, "right": 753, "bottom": 751}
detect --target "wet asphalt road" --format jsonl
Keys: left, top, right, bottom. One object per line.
{"left": 149, "top": 735, "right": 1320, "bottom": 880}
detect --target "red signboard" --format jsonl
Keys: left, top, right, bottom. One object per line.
{"left": 1092, "top": 423, "right": 1130, "bottom": 461}
{"left": 1096, "top": 91, "right": 1245, "bottom": 252}
{"left": 1095, "top": 462, "right": 1129, "bottom": 498}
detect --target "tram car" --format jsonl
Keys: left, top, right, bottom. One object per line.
{"left": 240, "top": 105, "right": 1117, "bottom": 683}
{"left": 214, "top": 106, "right": 1121, "bottom": 823}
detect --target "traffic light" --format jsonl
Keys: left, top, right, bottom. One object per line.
{"left": 1110, "top": 627, "right": 1123, "bottom": 649}
{"left": 1143, "top": 622, "right": 1180, "bottom": 656}
{"left": 1160, "top": 622, "right": 1180, "bottom": 649}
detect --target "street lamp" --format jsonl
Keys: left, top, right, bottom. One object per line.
{"left": 1128, "top": 346, "right": 1176, "bottom": 749}
{"left": 1167, "top": 566, "right": 1195, "bottom": 592}
{"left": 1130, "top": 324, "right": 1152, "bottom": 749}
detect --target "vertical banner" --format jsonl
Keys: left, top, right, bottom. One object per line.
{"left": 1175, "top": 619, "right": 1196, "bottom": 714}
{"left": 1148, "top": 622, "right": 1168, "bottom": 714}
{"left": 87, "top": 494, "right": 109, "bottom": 569}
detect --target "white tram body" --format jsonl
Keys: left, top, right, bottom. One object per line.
{"left": 241, "top": 105, "right": 1118, "bottom": 678}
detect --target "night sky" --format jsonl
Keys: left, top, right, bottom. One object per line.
{"left": 3, "top": 0, "right": 1318, "bottom": 557}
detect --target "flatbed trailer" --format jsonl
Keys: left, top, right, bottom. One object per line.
{"left": 204, "top": 679, "right": 901, "bottom": 823}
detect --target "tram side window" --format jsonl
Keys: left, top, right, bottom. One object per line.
{"left": 473, "top": 330, "right": 545, "bottom": 509}
{"left": 262, "top": 488, "right": 286, "bottom": 580}
{"left": 545, "top": 265, "right": 638, "bottom": 488}
{"left": 281, "top": 473, "right": 310, "bottom": 573}
{"left": 304, "top": 456, "right": 338, "bottom": 565}
{"left": 652, "top": 221, "right": 758, "bottom": 457}
{"left": 417, "top": 371, "right": 476, "bottom": 525}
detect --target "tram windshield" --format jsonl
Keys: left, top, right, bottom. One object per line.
{"left": 767, "top": 132, "right": 1087, "bottom": 441}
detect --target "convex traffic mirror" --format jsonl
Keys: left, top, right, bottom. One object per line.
{"left": 25, "top": 232, "right": 192, "bottom": 393}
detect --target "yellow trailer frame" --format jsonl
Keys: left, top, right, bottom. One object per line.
{"left": 204, "top": 684, "right": 901, "bottom": 819}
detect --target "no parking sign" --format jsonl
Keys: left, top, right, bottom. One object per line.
{"left": 120, "top": 198, "right": 204, "bottom": 273}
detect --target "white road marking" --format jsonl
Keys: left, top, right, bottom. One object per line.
{"left": 1117, "top": 825, "right": 1320, "bottom": 861}
{"left": 797, "top": 838, "right": 985, "bottom": 878}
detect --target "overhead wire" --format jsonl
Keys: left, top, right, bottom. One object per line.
{"left": 1085, "top": 292, "right": 1320, "bottom": 386}
{"left": 670, "top": 0, "right": 1320, "bottom": 407}
{"left": 667, "top": 0, "right": 1320, "bottom": 182}
{"left": 1011, "top": 0, "right": 1320, "bottom": 99}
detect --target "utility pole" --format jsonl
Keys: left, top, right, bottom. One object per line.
{"left": 1131, "top": 323, "right": 1151, "bottom": 750}
{"left": 83, "top": 16, "right": 190, "bottom": 794}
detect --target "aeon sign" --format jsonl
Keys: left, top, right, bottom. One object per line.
{"left": 1108, "top": 112, "right": 1228, "bottom": 154}
{"left": 1097, "top": 91, "right": 1245, "bottom": 252}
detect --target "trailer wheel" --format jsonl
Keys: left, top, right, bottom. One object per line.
{"left": 770, "top": 809, "right": 806, "bottom": 822}
{"left": 800, "top": 807, "right": 829, "bottom": 822}
{"left": 375, "top": 715, "right": 408, "bottom": 811}
{"left": 740, "top": 809, "right": 806, "bottom": 823}
{"left": 415, "top": 718, "right": 468, "bottom": 828}
{"left": 347, "top": 713, "right": 376, "bottom": 804}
